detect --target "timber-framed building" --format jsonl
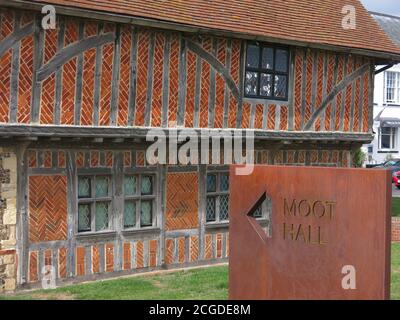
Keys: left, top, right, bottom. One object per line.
{"left": 0, "top": 0, "right": 400, "bottom": 291}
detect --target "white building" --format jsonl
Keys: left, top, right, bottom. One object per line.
{"left": 366, "top": 12, "right": 400, "bottom": 164}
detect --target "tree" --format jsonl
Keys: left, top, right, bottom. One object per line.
{"left": 353, "top": 148, "right": 366, "bottom": 168}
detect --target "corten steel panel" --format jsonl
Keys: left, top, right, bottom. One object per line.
{"left": 229, "top": 165, "right": 391, "bottom": 300}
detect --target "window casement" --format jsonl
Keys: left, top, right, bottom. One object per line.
{"left": 123, "top": 174, "right": 156, "bottom": 229}
{"left": 206, "top": 172, "right": 230, "bottom": 223}
{"left": 78, "top": 175, "right": 112, "bottom": 233}
{"left": 379, "top": 127, "right": 397, "bottom": 150}
{"left": 244, "top": 42, "right": 290, "bottom": 101}
{"left": 385, "top": 71, "right": 400, "bottom": 104}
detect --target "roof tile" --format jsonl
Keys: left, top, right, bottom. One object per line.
{"left": 32, "top": 0, "right": 400, "bottom": 56}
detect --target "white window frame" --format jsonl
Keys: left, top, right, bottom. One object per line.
{"left": 379, "top": 126, "right": 397, "bottom": 151}
{"left": 385, "top": 71, "right": 400, "bottom": 104}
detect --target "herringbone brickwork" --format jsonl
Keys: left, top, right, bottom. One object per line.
{"left": 135, "top": 30, "right": 150, "bottom": 126}
{"left": 0, "top": 10, "right": 372, "bottom": 133}
{"left": 28, "top": 175, "right": 67, "bottom": 243}
{"left": 199, "top": 37, "right": 211, "bottom": 128}
{"left": 165, "top": 172, "right": 199, "bottom": 231}
{"left": 117, "top": 26, "right": 132, "bottom": 127}
{"left": 168, "top": 35, "right": 180, "bottom": 126}
{"left": 150, "top": 33, "right": 164, "bottom": 127}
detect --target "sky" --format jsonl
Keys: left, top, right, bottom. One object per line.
{"left": 360, "top": 0, "right": 400, "bottom": 16}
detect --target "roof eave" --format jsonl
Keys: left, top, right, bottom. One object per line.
{"left": 2, "top": 0, "right": 400, "bottom": 62}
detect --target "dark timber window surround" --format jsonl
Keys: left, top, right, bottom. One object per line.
{"left": 244, "top": 42, "right": 290, "bottom": 101}
{"left": 206, "top": 172, "right": 230, "bottom": 223}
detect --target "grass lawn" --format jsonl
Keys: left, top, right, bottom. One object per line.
{"left": 1, "top": 244, "right": 400, "bottom": 300}
{"left": 392, "top": 198, "right": 400, "bottom": 217}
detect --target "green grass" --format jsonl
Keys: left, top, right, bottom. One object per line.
{"left": 1, "top": 244, "right": 400, "bottom": 300}
{"left": 0, "top": 265, "right": 228, "bottom": 300}
{"left": 393, "top": 198, "right": 400, "bottom": 217}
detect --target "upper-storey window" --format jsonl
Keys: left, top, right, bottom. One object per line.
{"left": 244, "top": 43, "right": 290, "bottom": 101}
{"left": 385, "top": 71, "right": 400, "bottom": 104}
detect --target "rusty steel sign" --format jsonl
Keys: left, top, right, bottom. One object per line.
{"left": 229, "top": 166, "right": 391, "bottom": 300}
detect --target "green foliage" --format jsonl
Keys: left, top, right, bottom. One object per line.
{"left": 353, "top": 148, "right": 366, "bottom": 168}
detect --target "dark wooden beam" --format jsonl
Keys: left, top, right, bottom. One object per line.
{"left": 0, "top": 124, "right": 374, "bottom": 143}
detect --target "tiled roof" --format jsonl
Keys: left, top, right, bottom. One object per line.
{"left": 31, "top": 0, "right": 400, "bottom": 56}
{"left": 371, "top": 12, "right": 400, "bottom": 47}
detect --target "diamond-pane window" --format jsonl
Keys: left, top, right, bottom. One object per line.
{"left": 207, "top": 174, "right": 217, "bottom": 192}
{"left": 220, "top": 173, "right": 229, "bottom": 192}
{"left": 95, "top": 177, "right": 109, "bottom": 198}
{"left": 219, "top": 195, "right": 229, "bottom": 221}
{"left": 206, "top": 172, "right": 230, "bottom": 224}
{"left": 78, "top": 177, "right": 91, "bottom": 198}
{"left": 262, "top": 47, "right": 274, "bottom": 70}
{"left": 124, "top": 176, "right": 137, "bottom": 196}
{"left": 141, "top": 176, "right": 153, "bottom": 195}
{"left": 244, "top": 43, "right": 289, "bottom": 100}
{"left": 245, "top": 72, "right": 258, "bottom": 96}
{"left": 274, "top": 75, "right": 287, "bottom": 99}
{"left": 275, "top": 49, "right": 288, "bottom": 73}
{"left": 124, "top": 201, "right": 136, "bottom": 228}
{"left": 78, "top": 204, "right": 91, "bottom": 232}
{"left": 246, "top": 44, "right": 260, "bottom": 68}
{"left": 206, "top": 197, "right": 216, "bottom": 222}
{"left": 260, "top": 73, "right": 272, "bottom": 97}
{"left": 95, "top": 202, "right": 109, "bottom": 231}
{"left": 141, "top": 201, "right": 153, "bottom": 227}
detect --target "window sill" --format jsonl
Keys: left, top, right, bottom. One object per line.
{"left": 243, "top": 97, "right": 289, "bottom": 105}
{"left": 122, "top": 227, "right": 161, "bottom": 237}
{"left": 76, "top": 230, "right": 117, "bottom": 240}
{"left": 206, "top": 222, "right": 229, "bottom": 229}
{"left": 377, "top": 150, "right": 399, "bottom": 154}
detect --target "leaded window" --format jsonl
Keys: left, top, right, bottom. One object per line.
{"left": 123, "top": 174, "right": 156, "bottom": 229}
{"left": 78, "top": 176, "right": 112, "bottom": 233}
{"left": 244, "top": 43, "right": 290, "bottom": 100}
{"left": 206, "top": 172, "right": 230, "bottom": 223}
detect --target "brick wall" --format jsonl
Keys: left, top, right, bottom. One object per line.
{"left": 0, "top": 148, "right": 17, "bottom": 293}
{"left": 393, "top": 217, "right": 400, "bottom": 243}
{"left": 0, "top": 8, "right": 373, "bottom": 133}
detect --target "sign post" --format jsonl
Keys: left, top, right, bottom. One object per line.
{"left": 229, "top": 166, "right": 391, "bottom": 300}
